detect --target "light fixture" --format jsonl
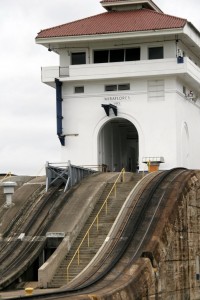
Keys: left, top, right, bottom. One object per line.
{"left": 48, "top": 44, "right": 52, "bottom": 52}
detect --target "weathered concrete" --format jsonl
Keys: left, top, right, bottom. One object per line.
{"left": 38, "top": 172, "right": 119, "bottom": 288}
{"left": 2, "top": 171, "right": 200, "bottom": 299}
{"left": 0, "top": 176, "right": 44, "bottom": 236}
{"left": 86, "top": 171, "right": 200, "bottom": 299}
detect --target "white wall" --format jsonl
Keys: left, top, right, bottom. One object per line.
{"left": 175, "top": 88, "right": 200, "bottom": 169}
{"left": 59, "top": 76, "right": 182, "bottom": 171}
{"left": 53, "top": 37, "right": 200, "bottom": 171}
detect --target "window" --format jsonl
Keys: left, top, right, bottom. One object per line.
{"left": 118, "top": 84, "right": 130, "bottom": 91}
{"left": 110, "top": 49, "right": 124, "bottom": 62}
{"left": 71, "top": 52, "right": 86, "bottom": 65}
{"left": 94, "top": 50, "right": 109, "bottom": 63}
{"left": 74, "top": 86, "right": 84, "bottom": 93}
{"left": 125, "top": 48, "right": 140, "bottom": 61}
{"left": 105, "top": 85, "right": 117, "bottom": 92}
{"left": 94, "top": 48, "right": 140, "bottom": 63}
{"left": 105, "top": 84, "right": 130, "bottom": 91}
{"left": 148, "top": 47, "right": 163, "bottom": 60}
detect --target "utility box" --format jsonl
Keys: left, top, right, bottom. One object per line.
{"left": 142, "top": 157, "right": 165, "bottom": 173}
{"left": 177, "top": 56, "right": 184, "bottom": 63}
{"left": 0, "top": 181, "right": 17, "bottom": 206}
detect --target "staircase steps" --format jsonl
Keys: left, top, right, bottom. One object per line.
{"left": 49, "top": 174, "right": 142, "bottom": 288}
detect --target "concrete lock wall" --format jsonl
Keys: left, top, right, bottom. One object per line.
{"left": 92, "top": 171, "right": 200, "bottom": 299}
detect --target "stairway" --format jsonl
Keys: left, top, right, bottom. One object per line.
{"left": 49, "top": 173, "right": 142, "bottom": 288}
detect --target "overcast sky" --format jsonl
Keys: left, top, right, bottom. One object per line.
{"left": 0, "top": 0, "right": 199, "bottom": 175}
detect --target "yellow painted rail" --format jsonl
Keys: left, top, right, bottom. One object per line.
{"left": 66, "top": 168, "right": 125, "bottom": 282}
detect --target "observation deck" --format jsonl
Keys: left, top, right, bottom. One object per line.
{"left": 41, "top": 57, "right": 200, "bottom": 93}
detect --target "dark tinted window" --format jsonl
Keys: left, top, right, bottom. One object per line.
{"left": 74, "top": 86, "right": 84, "bottom": 93}
{"left": 125, "top": 48, "right": 140, "bottom": 61}
{"left": 71, "top": 52, "right": 86, "bottom": 65}
{"left": 148, "top": 47, "right": 163, "bottom": 60}
{"left": 94, "top": 50, "right": 109, "bottom": 63}
{"left": 110, "top": 49, "right": 124, "bottom": 62}
{"left": 105, "top": 85, "right": 117, "bottom": 91}
{"left": 105, "top": 84, "right": 130, "bottom": 91}
{"left": 118, "top": 84, "right": 130, "bottom": 91}
{"left": 94, "top": 48, "right": 141, "bottom": 63}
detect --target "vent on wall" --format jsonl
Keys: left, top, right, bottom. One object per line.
{"left": 148, "top": 80, "right": 165, "bottom": 101}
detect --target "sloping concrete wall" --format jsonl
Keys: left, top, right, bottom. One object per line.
{"left": 89, "top": 170, "right": 200, "bottom": 299}
{"left": 38, "top": 173, "right": 118, "bottom": 288}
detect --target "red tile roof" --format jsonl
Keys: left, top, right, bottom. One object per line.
{"left": 36, "top": 9, "right": 186, "bottom": 39}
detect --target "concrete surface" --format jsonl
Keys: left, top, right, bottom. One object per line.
{"left": 38, "top": 172, "right": 119, "bottom": 288}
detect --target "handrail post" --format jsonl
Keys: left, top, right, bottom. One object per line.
{"left": 114, "top": 184, "right": 116, "bottom": 198}
{"left": 96, "top": 215, "right": 99, "bottom": 231}
{"left": 88, "top": 231, "right": 90, "bottom": 247}
{"left": 121, "top": 169, "right": 125, "bottom": 182}
{"left": 78, "top": 249, "right": 80, "bottom": 265}
{"left": 67, "top": 267, "right": 69, "bottom": 283}
{"left": 68, "top": 160, "right": 72, "bottom": 188}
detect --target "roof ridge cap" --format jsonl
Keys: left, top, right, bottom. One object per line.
{"left": 143, "top": 8, "right": 187, "bottom": 22}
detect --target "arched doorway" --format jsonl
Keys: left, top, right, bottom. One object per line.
{"left": 98, "top": 118, "right": 139, "bottom": 172}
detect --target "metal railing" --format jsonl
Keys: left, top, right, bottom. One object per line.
{"left": 45, "top": 161, "right": 97, "bottom": 192}
{"left": 66, "top": 168, "right": 125, "bottom": 282}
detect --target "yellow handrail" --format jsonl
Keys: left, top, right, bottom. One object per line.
{"left": 66, "top": 168, "right": 125, "bottom": 282}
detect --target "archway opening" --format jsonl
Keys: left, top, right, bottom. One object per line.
{"left": 98, "top": 118, "right": 139, "bottom": 172}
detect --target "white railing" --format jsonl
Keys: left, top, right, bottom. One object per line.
{"left": 41, "top": 66, "right": 69, "bottom": 82}
{"left": 41, "top": 58, "right": 200, "bottom": 85}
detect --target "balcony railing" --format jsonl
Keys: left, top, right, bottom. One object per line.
{"left": 41, "top": 58, "right": 200, "bottom": 88}
{"left": 41, "top": 66, "right": 69, "bottom": 82}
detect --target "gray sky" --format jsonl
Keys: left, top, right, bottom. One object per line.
{"left": 0, "top": 0, "right": 199, "bottom": 175}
